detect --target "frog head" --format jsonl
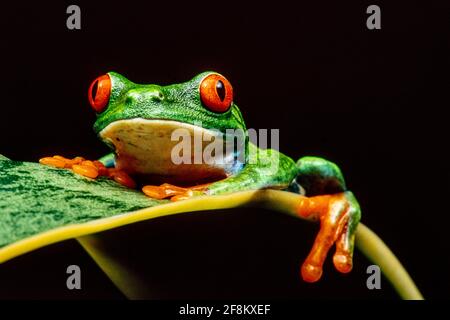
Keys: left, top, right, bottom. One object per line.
{"left": 88, "top": 72, "right": 247, "bottom": 183}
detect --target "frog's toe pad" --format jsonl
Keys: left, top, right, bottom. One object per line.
{"left": 301, "top": 262, "right": 323, "bottom": 283}
{"left": 333, "top": 252, "right": 352, "bottom": 274}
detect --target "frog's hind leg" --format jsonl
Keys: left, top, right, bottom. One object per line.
{"left": 295, "top": 156, "right": 347, "bottom": 196}
{"left": 294, "top": 156, "right": 361, "bottom": 282}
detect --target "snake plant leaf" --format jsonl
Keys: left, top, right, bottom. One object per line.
{"left": 0, "top": 155, "right": 167, "bottom": 259}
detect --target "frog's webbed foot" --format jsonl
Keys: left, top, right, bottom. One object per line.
{"left": 142, "top": 183, "right": 209, "bottom": 201}
{"left": 297, "top": 191, "right": 361, "bottom": 282}
{"left": 39, "top": 155, "right": 136, "bottom": 189}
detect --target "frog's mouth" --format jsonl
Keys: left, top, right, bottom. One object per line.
{"left": 99, "top": 118, "right": 244, "bottom": 184}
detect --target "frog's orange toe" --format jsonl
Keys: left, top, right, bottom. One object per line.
{"left": 301, "top": 262, "right": 323, "bottom": 283}
{"left": 332, "top": 225, "right": 354, "bottom": 274}
{"left": 333, "top": 252, "right": 352, "bottom": 274}
{"left": 110, "top": 170, "right": 136, "bottom": 189}
{"left": 72, "top": 164, "right": 99, "bottom": 179}
{"left": 39, "top": 157, "right": 66, "bottom": 168}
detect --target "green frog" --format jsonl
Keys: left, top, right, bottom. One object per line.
{"left": 42, "top": 71, "right": 361, "bottom": 283}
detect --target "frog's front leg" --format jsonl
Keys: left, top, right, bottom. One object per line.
{"left": 39, "top": 154, "right": 136, "bottom": 188}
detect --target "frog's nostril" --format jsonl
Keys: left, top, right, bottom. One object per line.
{"left": 149, "top": 90, "right": 164, "bottom": 102}
{"left": 125, "top": 91, "right": 141, "bottom": 104}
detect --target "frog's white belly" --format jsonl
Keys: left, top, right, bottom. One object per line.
{"left": 99, "top": 119, "right": 243, "bottom": 183}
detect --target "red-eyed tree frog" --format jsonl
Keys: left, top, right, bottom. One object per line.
{"left": 40, "top": 72, "right": 361, "bottom": 283}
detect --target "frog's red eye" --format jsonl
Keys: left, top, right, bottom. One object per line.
{"left": 200, "top": 74, "right": 233, "bottom": 113}
{"left": 88, "top": 74, "right": 111, "bottom": 113}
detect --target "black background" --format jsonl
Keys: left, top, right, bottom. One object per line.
{"left": 0, "top": 1, "right": 449, "bottom": 299}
